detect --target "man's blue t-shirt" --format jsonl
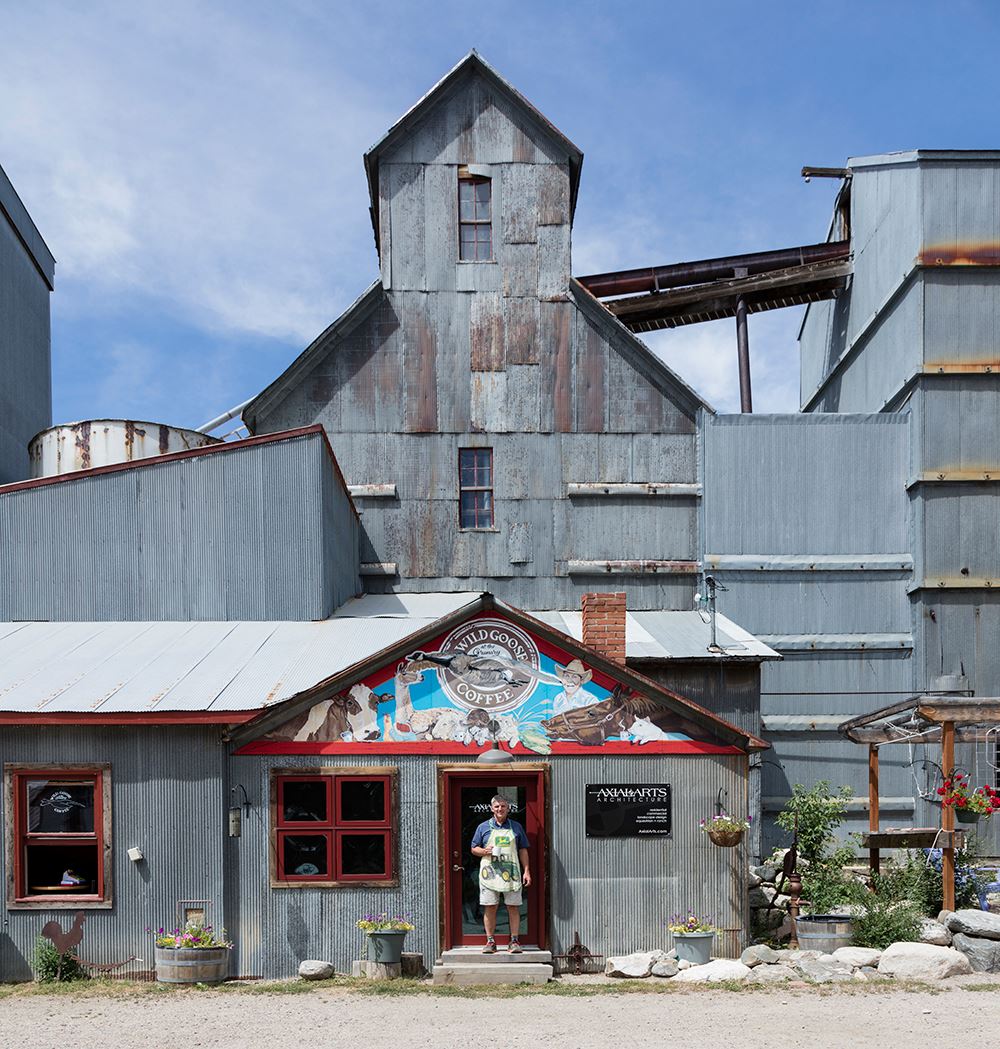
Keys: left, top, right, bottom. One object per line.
{"left": 471, "top": 816, "right": 529, "bottom": 851}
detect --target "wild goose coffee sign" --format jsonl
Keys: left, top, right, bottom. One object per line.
{"left": 239, "top": 613, "right": 741, "bottom": 757}
{"left": 585, "top": 784, "right": 672, "bottom": 837}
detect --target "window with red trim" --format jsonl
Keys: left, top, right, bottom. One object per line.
{"left": 7, "top": 765, "right": 111, "bottom": 906}
{"left": 459, "top": 174, "right": 493, "bottom": 261}
{"left": 274, "top": 771, "right": 395, "bottom": 885}
{"left": 459, "top": 447, "right": 494, "bottom": 529}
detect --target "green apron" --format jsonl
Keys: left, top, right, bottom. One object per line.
{"left": 479, "top": 823, "right": 522, "bottom": 894}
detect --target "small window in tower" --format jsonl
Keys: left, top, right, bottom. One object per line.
{"left": 459, "top": 174, "right": 493, "bottom": 261}
{"left": 459, "top": 448, "right": 494, "bottom": 529}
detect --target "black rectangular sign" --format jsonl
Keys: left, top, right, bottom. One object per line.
{"left": 585, "top": 784, "right": 672, "bottom": 838}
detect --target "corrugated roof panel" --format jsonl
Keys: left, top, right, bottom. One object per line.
{"left": 0, "top": 622, "right": 110, "bottom": 705}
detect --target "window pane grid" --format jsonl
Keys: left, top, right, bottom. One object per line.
{"left": 458, "top": 449, "right": 494, "bottom": 528}
{"left": 459, "top": 176, "right": 492, "bottom": 261}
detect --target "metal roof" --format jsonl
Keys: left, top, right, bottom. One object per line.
{"left": 0, "top": 594, "right": 776, "bottom": 715}
{"left": 532, "top": 609, "right": 779, "bottom": 662}
{"left": 0, "top": 161, "right": 55, "bottom": 288}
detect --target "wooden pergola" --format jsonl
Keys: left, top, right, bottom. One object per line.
{"left": 840, "top": 697, "right": 1000, "bottom": 910}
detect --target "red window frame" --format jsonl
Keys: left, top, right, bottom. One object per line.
{"left": 273, "top": 771, "right": 395, "bottom": 886}
{"left": 458, "top": 174, "right": 493, "bottom": 261}
{"left": 8, "top": 765, "right": 110, "bottom": 907}
{"left": 458, "top": 447, "right": 494, "bottom": 529}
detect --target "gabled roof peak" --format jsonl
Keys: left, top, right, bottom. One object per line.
{"left": 363, "top": 51, "right": 583, "bottom": 256}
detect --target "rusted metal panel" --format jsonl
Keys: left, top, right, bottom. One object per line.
{"left": 402, "top": 310, "right": 438, "bottom": 433}
{"left": 575, "top": 313, "right": 607, "bottom": 432}
{"left": 388, "top": 163, "right": 425, "bottom": 291}
{"left": 537, "top": 164, "right": 570, "bottom": 226}
{"left": 539, "top": 300, "right": 573, "bottom": 432}
{"left": 470, "top": 372, "right": 507, "bottom": 433}
{"left": 630, "top": 433, "right": 698, "bottom": 481}
{"left": 595, "top": 434, "right": 632, "bottom": 483}
{"left": 504, "top": 297, "right": 539, "bottom": 364}
{"left": 470, "top": 293, "right": 505, "bottom": 371}
{"left": 429, "top": 293, "right": 471, "bottom": 433}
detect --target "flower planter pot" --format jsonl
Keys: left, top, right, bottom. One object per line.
{"left": 955, "top": 808, "right": 981, "bottom": 824}
{"left": 795, "top": 915, "right": 853, "bottom": 955}
{"left": 672, "top": 931, "right": 715, "bottom": 965}
{"left": 154, "top": 946, "right": 230, "bottom": 984}
{"left": 366, "top": 931, "right": 408, "bottom": 964}
{"left": 707, "top": 828, "right": 744, "bottom": 848}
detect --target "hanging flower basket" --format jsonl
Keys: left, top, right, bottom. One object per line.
{"left": 955, "top": 807, "right": 981, "bottom": 825}
{"left": 707, "top": 827, "right": 744, "bottom": 847}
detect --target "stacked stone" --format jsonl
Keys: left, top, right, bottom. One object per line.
{"left": 748, "top": 857, "right": 792, "bottom": 939}
{"left": 942, "top": 909, "right": 1000, "bottom": 971}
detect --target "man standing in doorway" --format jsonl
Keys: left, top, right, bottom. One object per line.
{"left": 471, "top": 795, "right": 531, "bottom": 953}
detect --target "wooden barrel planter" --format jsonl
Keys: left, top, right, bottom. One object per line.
{"left": 795, "top": 915, "right": 853, "bottom": 954}
{"left": 154, "top": 946, "right": 231, "bottom": 984}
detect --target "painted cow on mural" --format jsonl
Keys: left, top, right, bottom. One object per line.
{"left": 266, "top": 687, "right": 381, "bottom": 743}
{"left": 540, "top": 687, "right": 706, "bottom": 745}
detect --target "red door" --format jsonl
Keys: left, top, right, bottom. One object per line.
{"left": 442, "top": 770, "right": 546, "bottom": 948}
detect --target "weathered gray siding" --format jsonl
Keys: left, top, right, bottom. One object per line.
{"left": 0, "top": 727, "right": 225, "bottom": 982}
{"left": 247, "top": 68, "right": 705, "bottom": 611}
{"left": 0, "top": 430, "right": 359, "bottom": 621}
{"left": 0, "top": 165, "right": 52, "bottom": 486}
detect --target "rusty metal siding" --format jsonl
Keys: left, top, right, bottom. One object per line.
{"left": 0, "top": 432, "right": 356, "bottom": 621}
{"left": 0, "top": 187, "right": 51, "bottom": 486}
{"left": 549, "top": 755, "right": 748, "bottom": 961}
{"left": 0, "top": 726, "right": 226, "bottom": 982}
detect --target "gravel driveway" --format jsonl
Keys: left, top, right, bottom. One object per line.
{"left": 5, "top": 984, "right": 1000, "bottom": 1049}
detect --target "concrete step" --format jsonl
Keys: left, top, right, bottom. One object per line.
{"left": 440, "top": 947, "right": 552, "bottom": 966}
{"left": 432, "top": 962, "right": 553, "bottom": 986}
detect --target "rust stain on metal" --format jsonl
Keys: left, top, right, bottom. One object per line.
{"left": 504, "top": 298, "right": 538, "bottom": 365}
{"left": 551, "top": 303, "right": 573, "bottom": 431}
{"left": 923, "top": 361, "right": 999, "bottom": 374}
{"left": 470, "top": 296, "right": 505, "bottom": 371}
{"left": 157, "top": 424, "right": 171, "bottom": 455}
{"left": 578, "top": 320, "right": 605, "bottom": 431}
{"left": 405, "top": 314, "right": 438, "bottom": 433}
{"left": 124, "top": 420, "right": 135, "bottom": 459}
{"left": 920, "top": 242, "right": 1000, "bottom": 267}
{"left": 74, "top": 420, "right": 91, "bottom": 471}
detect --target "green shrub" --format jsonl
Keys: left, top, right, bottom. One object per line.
{"left": 802, "top": 844, "right": 862, "bottom": 914}
{"left": 851, "top": 869, "right": 924, "bottom": 949}
{"left": 775, "top": 781, "right": 853, "bottom": 866}
{"left": 33, "top": 936, "right": 88, "bottom": 983}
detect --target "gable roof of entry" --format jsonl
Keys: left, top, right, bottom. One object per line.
{"left": 363, "top": 50, "right": 585, "bottom": 257}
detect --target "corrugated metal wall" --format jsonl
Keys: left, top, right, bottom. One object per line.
{"left": 228, "top": 752, "right": 749, "bottom": 977}
{"left": 0, "top": 168, "right": 52, "bottom": 487}
{"left": 0, "top": 431, "right": 359, "bottom": 621}
{"left": 703, "top": 413, "right": 915, "bottom": 851}
{"left": 0, "top": 727, "right": 225, "bottom": 982}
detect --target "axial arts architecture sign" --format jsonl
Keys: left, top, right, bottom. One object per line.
{"left": 585, "top": 784, "right": 672, "bottom": 837}
{"left": 237, "top": 614, "right": 740, "bottom": 756}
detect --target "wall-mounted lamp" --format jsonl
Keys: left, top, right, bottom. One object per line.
{"left": 127, "top": 847, "right": 144, "bottom": 863}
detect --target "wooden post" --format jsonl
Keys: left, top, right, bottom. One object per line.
{"left": 942, "top": 720, "right": 956, "bottom": 912}
{"left": 868, "top": 744, "right": 880, "bottom": 876}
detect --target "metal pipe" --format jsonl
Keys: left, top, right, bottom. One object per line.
{"left": 577, "top": 240, "right": 850, "bottom": 299}
{"left": 195, "top": 398, "right": 253, "bottom": 434}
{"left": 736, "top": 296, "right": 752, "bottom": 413}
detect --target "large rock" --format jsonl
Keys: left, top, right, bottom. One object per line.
{"left": 749, "top": 885, "right": 790, "bottom": 909}
{"left": 751, "top": 862, "right": 779, "bottom": 883}
{"left": 299, "top": 959, "right": 335, "bottom": 980}
{"left": 751, "top": 909, "right": 786, "bottom": 935}
{"left": 605, "top": 950, "right": 665, "bottom": 978}
{"left": 748, "top": 963, "right": 798, "bottom": 983}
{"left": 741, "top": 944, "right": 780, "bottom": 967}
{"left": 947, "top": 909, "right": 1000, "bottom": 941}
{"left": 877, "top": 942, "right": 973, "bottom": 980}
{"left": 672, "top": 959, "right": 752, "bottom": 983}
{"left": 919, "top": 919, "right": 952, "bottom": 946}
{"left": 651, "top": 958, "right": 679, "bottom": 978}
{"left": 832, "top": 946, "right": 881, "bottom": 969}
{"left": 795, "top": 956, "right": 853, "bottom": 983}
{"left": 747, "top": 871, "right": 762, "bottom": 889}
{"left": 952, "top": 933, "right": 1000, "bottom": 973}
{"left": 774, "top": 949, "right": 821, "bottom": 964}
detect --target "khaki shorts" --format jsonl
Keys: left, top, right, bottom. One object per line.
{"left": 480, "top": 887, "right": 523, "bottom": 906}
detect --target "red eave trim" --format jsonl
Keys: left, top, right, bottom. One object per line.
{"left": 0, "top": 425, "right": 357, "bottom": 521}
{"left": 235, "top": 740, "right": 744, "bottom": 756}
{"left": 0, "top": 710, "right": 263, "bottom": 726}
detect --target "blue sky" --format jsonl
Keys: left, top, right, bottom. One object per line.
{"left": 3, "top": 1, "right": 999, "bottom": 427}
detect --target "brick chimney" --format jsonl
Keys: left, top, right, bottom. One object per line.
{"left": 581, "top": 592, "right": 627, "bottom": 664}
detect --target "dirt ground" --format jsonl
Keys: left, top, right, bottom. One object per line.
{"left": 5, "top": 979, "right": 1000, "bottom": 1049}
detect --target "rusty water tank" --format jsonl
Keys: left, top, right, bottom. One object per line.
{"left": 28, "top": 420, "right": 222, "bottom": 479}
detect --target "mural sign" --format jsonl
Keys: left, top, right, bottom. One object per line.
{"left": 237, "top": 614, "right": 738, "bottom": 756}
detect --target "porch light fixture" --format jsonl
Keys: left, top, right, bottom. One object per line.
{"left": 477, "top": 719, "right": 514, "bottom": 764}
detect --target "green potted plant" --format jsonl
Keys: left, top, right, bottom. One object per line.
{"left": 356, "top": 912, "right": 414, "bottom": 965}
{"left": 667, "top": 912, "right": 716, "bottom": 965}
{"left": 700, "top": 812, "right": 751, "bottom": 847}
{"left": 150, "top": 922, "right": 232, "bottom": 984}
